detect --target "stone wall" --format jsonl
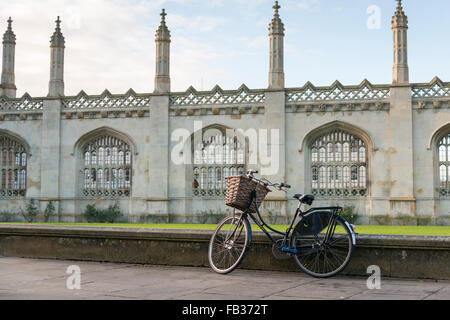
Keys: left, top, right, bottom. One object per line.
{"left": 0, "top": 225, "right": 448, "bottom": 280}
{"left": 0, "top": 80, "right": 449, "bottom": 225}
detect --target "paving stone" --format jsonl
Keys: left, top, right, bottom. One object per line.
{"left": 277, "top": 283, "right": 366, "bottom": 299}
{"left": 424, "top": 286, "right": 450, "bottom": 300}
{"left": 204, "top": 282, "right": 297, "bottom": 298}
{"left": 111, "top": 284, "right": 201, "bottom": 300}
{"left": 348, "top": 292, "right": 428, "bottom": 300}
{"left": 263, "top": 295, "right": 328, "bottom": 300}
{"left": 1, "top": 257, "right": 449, "bottom": 300}
{"left": 176, "top": 293, "right": 262, "bottom": 300}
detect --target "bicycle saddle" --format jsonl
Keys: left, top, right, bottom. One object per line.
{"left": 294, "top": 194, "right": 315, "bottom": 205}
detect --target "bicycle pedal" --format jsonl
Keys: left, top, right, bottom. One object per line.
{"left": 282, "top": 247, "right": 298, "bottom": 254}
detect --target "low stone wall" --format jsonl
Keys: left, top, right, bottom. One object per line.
{"left": 0, "top": 225, "right": 449, "bottom": 280}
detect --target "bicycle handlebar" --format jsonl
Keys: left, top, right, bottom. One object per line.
{"left": 271, "top": 182, "right": 291, "bottom": 191}
{"left": 247, "top": 170, "right": 291, "bottom": 191}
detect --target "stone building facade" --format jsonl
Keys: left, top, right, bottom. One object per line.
{"left": 0, "top": 1, "right": 449, "bottom": 225}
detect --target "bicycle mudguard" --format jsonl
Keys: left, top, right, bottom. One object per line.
{"left": 343, "top": 220, "right": 357, "bottom": 245}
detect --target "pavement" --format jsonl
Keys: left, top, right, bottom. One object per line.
{"left": 0, "top": 256, "right": 449, "bottom": 300}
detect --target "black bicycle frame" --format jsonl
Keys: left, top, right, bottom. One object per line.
{"left": 240, "top": 189, "right": 344, "bottom": 250}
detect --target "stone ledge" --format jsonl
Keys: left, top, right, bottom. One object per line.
{"left": 0, "top": 225, "right": 447, "bottom": 247}
{"left": 0, "top": 225, "right": 449, "bottom": 280}
{"left": 0, "top": 225, "right": 212, "bottom": 242}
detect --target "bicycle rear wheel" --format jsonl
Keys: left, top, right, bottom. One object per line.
{"left": 291, "top": 211, "right": 355, "bottom": 278}
{"left": 208, "top": 215, "right": 251, "bottom": 274}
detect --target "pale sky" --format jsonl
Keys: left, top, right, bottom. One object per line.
{"left": 0, "top": 0, "right": 449, "bottom": 97}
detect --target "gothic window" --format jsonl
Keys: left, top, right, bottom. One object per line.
{"left": 192, "top": 126, "right": 246, "bottom": 197}
{"left": 82, "top": 135, "right": 132, "bottom": 197}
{"left": 310, "top": 129, "right": 367, "bottom": 197}
{"left": 0, "top": 135, "right": 27, "bottom": 197}
{"left": 438, "top": 133, "right": 450, "bottom": 197}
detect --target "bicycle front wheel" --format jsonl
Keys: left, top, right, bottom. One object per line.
{"left": 291, "top": 211, "right": 355, "bottom": 278}
{"left": 208, "top": 215, "right": 251, "bottom": 274}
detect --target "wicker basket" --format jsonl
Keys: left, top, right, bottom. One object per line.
{"left": 225, "top": 176, "right": 270, "bottom": 213}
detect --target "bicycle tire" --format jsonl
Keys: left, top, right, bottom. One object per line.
{"left": 290, "top": 211, "right": 355, "bottom": 278}
{"left": 208, "top": 215, "right": 252, "bottom": 274}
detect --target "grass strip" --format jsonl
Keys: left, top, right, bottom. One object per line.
{"left": 1, "top": 223, "right": 450, "bottom": 236}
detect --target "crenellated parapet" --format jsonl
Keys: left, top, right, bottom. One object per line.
{"left": 170, "top": 84, "right": 265, "bottom": 106}
{"left": 1, "top": 76, "right": 449, "bottom": 120}
{"left": 169, "top": 84, "right": 266, "bottom": 117}
{"left": 0, "top": 93, "right": 43, "bottom": 121}
{"left": 286, "top": 80, "right": 391, "bottom": 113}
{"left": 412, "top": 77, "right": 450, "bottom": 100}
{"left": 412, "top": 77, "right": 450, "bottom": 110}
{"left": 0, "top": 93, "right": 43, "bottom": 111}
{"left": 61, "top": 89, "right": 152, "bottom": 120}
{"left": 1, "top": 77, "right": 448, "bottom": 120}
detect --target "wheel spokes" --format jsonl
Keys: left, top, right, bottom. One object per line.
{"left": 292, "top": 215, "right": 353, "bottom": 277}
{"left": 209, "top": 217, "right": 249, "bottom": 273}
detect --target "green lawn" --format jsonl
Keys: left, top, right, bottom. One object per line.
{"left": 1, "top": 223, "right": 450, "bottom": 236}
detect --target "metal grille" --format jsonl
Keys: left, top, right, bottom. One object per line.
{"left": 0, "top": 135, "right": 27, "bottom": 197}
{"left": 439, "top": 133, "right": 450, "bottom": 197}
{"left": 82, "top": 135, "right": 132, "bottom": 198}
{"left": 310, "top": 129, "right": 367, "bottom": 198}
{"left": 192, "top": 128, "right": 246, "bottom": 197}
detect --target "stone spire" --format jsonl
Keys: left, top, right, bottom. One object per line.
{"left": 48, "top": 16, "right": 65, "bottom": 97}
{"left": 51, "top": 16, "right": 65, "bottom": 48}
{"left": 392, "top": 0, "right": 409, "bottom": 84}
{"left": 0, "top": 17, "right": 17, "bottom": 98}
{"left": 154, "top": 9, "right": 171, "bottom": 93}
{"left": 3, "top": 17, "right": 15, "bottom": 44}
{"left": 268, "top": 1, "right": 285, "bottom": 90}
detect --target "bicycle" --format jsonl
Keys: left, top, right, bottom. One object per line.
{"left": 208, "top": 170, "right": 357, "bottom": 278}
